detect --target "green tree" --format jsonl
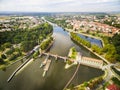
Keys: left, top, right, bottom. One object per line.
{"left": 33, "top": 51, "right": 39, "bottom": 58}
{"left": 84, "top": 82, "right": 89, "bottom": 87}
{"left": 9, "top": 54, "right": 16, "bottom": 61}
{"left": 91, "top": 44, "right": 103, "bottom": 54}
{"left": 5, "top": 48, "right": 15, "bottom": 55}
{"left": 40, "top": 37, "right": 53, "bottom": 50}
{"left": 0, "top": 58, "right": 5, "bottom": 64}
{"left": 105, "top": 54, "right": 116, "bottom": 63}
{"left": 67, "top": 24, "right": 73, "bottom": 29}
{"left": 3, "top": 42, "right": 12, "bottom": 48}
{"left": 1, "top": 54, "right": 7, "bottom": 59}
{"left": 112, "top": 34, "right": 120, "bottom": 61}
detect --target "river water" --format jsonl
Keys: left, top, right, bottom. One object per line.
{"left": 0, "top": 26, "right": 103, "bottom": 90}
{"left": 77, "top": 34, "right": 103, "bottom": 47}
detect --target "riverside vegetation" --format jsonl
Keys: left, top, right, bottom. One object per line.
{"left": 46, "top": 16, "right": 120, "bottom": 63}
{"left": 70, "top": 32, "right": 120, "bottom": 63}
{"left": 66, "top": 47, "right": 77, "bottom": 65}
{"left": 0, "top": 22, "right": 53, "bottom": 70}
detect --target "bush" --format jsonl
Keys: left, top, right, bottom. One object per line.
{"left": 33, "top": 51, "right": 39, "bottom": 58}
{"left": 0, "top": 58, "right": 5, "bottom": 64}
{"left": 91, "top": 44, "right": 102, "bottom": 54}
{"left": 5, "top": 49, "right": 14, "bottom": 55}
{"left": 66, "top": 60, "right": 73, "bottom": 65}
{"left": 3, "top": 42, "right": 12, "bottom": 48}
{"left": 1, "top": 54, "right": 7, "bottom": 59}
{"left": 70, "top": 32, "right": 91, "bottom": 48}
{"left": 8, "top": 52, "right": 20, "bottom": 61}
{"left": 112, "top": 77, "right": 120, "bottom": 86}
{"left": 40, "top": 37, "right": 53, "bottom": 50}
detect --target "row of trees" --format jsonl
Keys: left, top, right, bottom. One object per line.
{"left": 40, "top": 37, "right": 53, "bottom": 50}
{"left": 69, "top": 47, "right": 77, "bottom": 59}
{"left": 104, "top": 20, "right": 120, "bottom": 28}
{"left": 46, "top": 17, "right": 120, "bottom": 63}
{"left": 68, "top": 76, "right": 103, "bottom": 90}
{"left": 70, "top": 32, "right": 91, "bottom": 48}
{"left": 111, "top": 77, "right": 120, "bottom": 86}
{"left": 70, "top": 32, "right": 120, "bottom": 63}
{"left": 112, "top": 34, "right": 120, "bottom": 61}
{"left": 85, "top": 76, "right": 103, "bottom": 89}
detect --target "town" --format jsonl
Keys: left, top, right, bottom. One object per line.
{"left": 0, "top": 16, "right": 44, "bottom": 32}
{"left": 0, "top": 0, "right": 120, "bottom": 90}
{"left": 0, "top": 13, "right": 120, "bottom": 90}
{"left": 47, "top": 14, "right": 120, "bottom": 36}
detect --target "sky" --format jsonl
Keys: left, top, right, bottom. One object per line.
{"left": 0, "top": 0, "right": 120, "bottom": 12}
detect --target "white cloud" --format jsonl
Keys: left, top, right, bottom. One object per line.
{"left": 0, "top": 0, "right": 119, "bottom": 12}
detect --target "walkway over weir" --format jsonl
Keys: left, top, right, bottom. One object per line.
{"left": 43, "top": 53, "right": 68, "bottom": 62}
{"left": 63, "top": 63, "right": 80, "bottom": 90}
{"left": 42, "top": 52, "right": 103, "bottom": 69}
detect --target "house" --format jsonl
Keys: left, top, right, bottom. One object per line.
{"left": 106, "top": 84, "right": 120, "bottom": 90}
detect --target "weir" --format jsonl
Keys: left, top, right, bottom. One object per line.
{"left": 42, "top": 52, "right": 103, "bottom": 69}
{"left": 7, "top": 57, "right": 33, "bottom": 83}
{"left": 7, "top": 52, "right": 103, "bottom": 83}
{"left": 42, "top": 59, "right": 52, "bottom": 77}
{"left": 63, "top": 63, "right": 81, "bottom": 90}
{"left": 43, "top": 53, "right": 68, "bottom": 62}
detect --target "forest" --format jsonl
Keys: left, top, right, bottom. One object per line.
{"left": 0, "top": 22, "right": 53, "bottom": 66}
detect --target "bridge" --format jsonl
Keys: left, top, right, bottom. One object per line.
{"left": 42, "top": 52, "right": 103, "bottom": 69}
{"left": 102, "top": 63, "right": 120, "bottom": 81}
{"left": 42, "top": 53, "right": 68, "bottom": 62}
{"left": 7, "top": 51, "right": 103, "bottom": 83}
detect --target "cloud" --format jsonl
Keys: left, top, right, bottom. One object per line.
{"left": 0, "top": 0, "right": 120, "bottom": 12}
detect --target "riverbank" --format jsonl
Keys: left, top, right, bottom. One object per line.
{"left": 66, "top": 73, "right": 104, "bottom": 90}
{"left": 0, "top": 55, "right": 26, "bottom": 70}
{"left": 66, "top": 65, "right": 118, "bottom": 90}
{"left": 0, "top": 20, "right": 105, "bottom": 90}
{"left": 65, "top": 47, "right": 77, "bottom": 69}
{"left": 65, "top": 28, "right": 105, "bottom": 47}
{"left": 0, "top": 22, "right": 53, "bottom": 70}
{"left": 67, "top": 69, "right": 107, "bottom": 90}
{"left": 0, "top": 36, "right": 54, "bottom": 71}
{"left": 6, "top": 36, "right": 55, "bottom": 83}
{"left": 69, "top": 32, "right": 110, "bottom": 64}
{"left": 15, "top": 58, "right": 34, "bottom": 76}
{"left": 7, "top": 57, "right": 34, "bottom": 83}
{"left": 45, "top": 19, "right": 106, "bottom": 63}
{"left": 40, "top": 36, "right": 54, "bottom": 53}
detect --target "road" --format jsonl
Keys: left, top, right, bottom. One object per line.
{"left": 103, "top": 63, "right": 120, "bottom": 81}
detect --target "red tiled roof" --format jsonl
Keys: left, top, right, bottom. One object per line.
{"left": 107, "top": 84, "right": 120, "bottom": 90}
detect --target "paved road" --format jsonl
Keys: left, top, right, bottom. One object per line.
{"left": 103, "top": 63, "right": 120, "bottom": 81}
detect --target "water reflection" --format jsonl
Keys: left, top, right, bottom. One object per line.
{"left": 77, "top": 34, "right": 103, "bottom": 47}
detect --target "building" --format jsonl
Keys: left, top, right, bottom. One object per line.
{"left": 106, "top": 84, "right": 120, "bottom": 90}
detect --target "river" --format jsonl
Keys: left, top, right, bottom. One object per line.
{"left": 0, "top": 25, "right": 103, "bottom": 90}
{"left": 77, "top": 34, "right": 103, "bottom": 47}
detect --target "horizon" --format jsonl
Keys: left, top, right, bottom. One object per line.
{"left": 0, "top": 11, "right": 120, "bottom": 14}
